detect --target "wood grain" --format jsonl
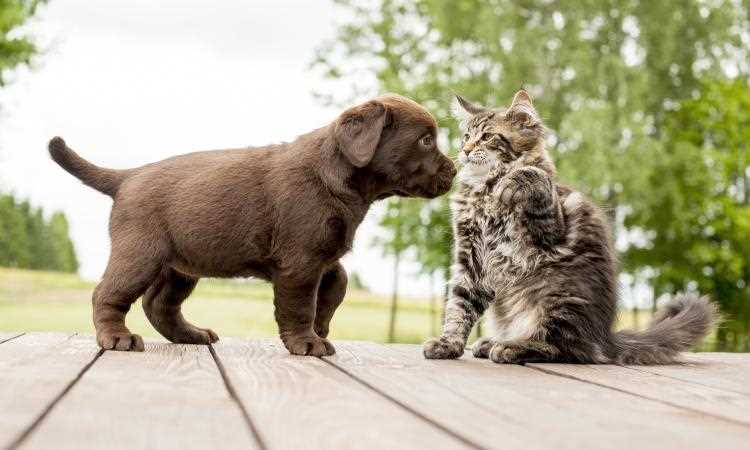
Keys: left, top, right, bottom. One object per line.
{"left": 329, "top": 342, "right": 750, "bottom": 450}
{"left": 624, "top": 353, "right": 750, "bottom": 395}
{"left": 20, "top": 338, "right": 259, "bottom": 450}
{"left": 0, "top": 333, "right": 99, "bottom": 449}
{"left": 212, "top": 338, "right": 472, "bottom": 450}
{"left": 527, "top": 361, "right": 750, "bottom": 426}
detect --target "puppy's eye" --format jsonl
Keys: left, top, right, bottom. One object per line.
{"left": 419, "top": 134, "right": 434, "bottom": 149}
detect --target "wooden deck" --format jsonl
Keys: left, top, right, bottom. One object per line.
{"left": 1, "top": 332, "right": 748, "bottom": 450}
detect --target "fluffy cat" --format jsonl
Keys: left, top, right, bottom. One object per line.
{"left": 423, "top": 90, "right": 718, "bottom": 364}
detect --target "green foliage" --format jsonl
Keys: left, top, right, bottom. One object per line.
{"left": 315, "top": 0, "right": 750, "bottom": 349}
{"left": 624, "top": 80, "right": 750, "bottom": 350}
{"left": 0, "top": 193, "right": 79, "bottom": 272}
{"left": 0, "top": 0, "right": 44, "bottom": 85}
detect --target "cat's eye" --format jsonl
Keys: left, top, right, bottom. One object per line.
{"left": 463, "top": 133, "right": 470, "bottom": 142}
{"left": 419, "top": 134, "right": 434, "bottom": 149}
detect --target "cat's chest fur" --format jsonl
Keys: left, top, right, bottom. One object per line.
{"left": 452, "top": 180, "right": 526, "bottom": 284}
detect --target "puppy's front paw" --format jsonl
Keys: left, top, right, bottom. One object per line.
{"left": 282, "top": 332, "right": 335, "bottom": 356}
{"left": 423, "top": 337, "right": 464, "bottom": 359}
{"left": 97, "top": 330, "right": 144, "bottom": 352}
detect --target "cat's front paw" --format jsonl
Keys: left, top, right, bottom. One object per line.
{"left": 423, "top": 336, "right": 464, "bottom": 359}
{"left": 495, "top": 166, "right": 551, "bottom": 207}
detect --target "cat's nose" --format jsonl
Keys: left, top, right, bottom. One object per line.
{"left": 462, "top": 142, "right": 475, "bottom": 155}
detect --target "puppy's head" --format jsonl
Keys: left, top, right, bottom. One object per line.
{"left": 334, "top": 94, "right": 456, "bottom": 199}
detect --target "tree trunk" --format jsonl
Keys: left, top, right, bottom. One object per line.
{"left": 429, "top": 272, "right": 437, "bottom": 336}
{"left": 387, "top": 254, "right": 400, "bottom": 343}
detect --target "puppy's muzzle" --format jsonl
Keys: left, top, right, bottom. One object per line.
{"left": 429, "top": 159, "right": 457, "bottom": 197}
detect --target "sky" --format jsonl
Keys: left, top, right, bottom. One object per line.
{"left": 0, "top": 0, "right": 439, "bottom": 298}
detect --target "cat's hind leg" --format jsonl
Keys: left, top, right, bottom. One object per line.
{"left": 473, "top": 339, "right": 560, "bottom": 364}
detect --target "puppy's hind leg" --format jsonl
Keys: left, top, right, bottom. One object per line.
{"left": 142, "top": 268, "right": 218, "bottom": 344}
{"left": 93, "top": 239, "right": 163, "bottom": 352}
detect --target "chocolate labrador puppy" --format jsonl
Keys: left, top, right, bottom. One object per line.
{"left": 49, "top": 94, "right": 456, "bottom": 356}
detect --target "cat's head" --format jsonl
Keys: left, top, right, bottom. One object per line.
{"left": 452, "top": 90, "right": 554, "bottom": 186}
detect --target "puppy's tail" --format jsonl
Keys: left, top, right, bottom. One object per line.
{"left": 48, "top": 137, "right": 128, "bottom": 197}
{"left": 611, "top": 294, "right": 719, "bottom": 365}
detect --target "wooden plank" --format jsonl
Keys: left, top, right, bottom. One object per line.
{"left": 328, "top": 342, "right": 750, "bottom": 450}
{"left": 527, "top": 362, "right": 750, "bottom": 426}
{"left": 0, "top": 332, "right": 24, "bottom": 344}
{"left": 213, "top": 338, "right": 472, "bottom": 450}
{"left": 624, "top": 353, "right": 750, "bottom": 395}
{"left": 21, "top": 339, "right": 259, "bottom": 450}
{"left": 0, "top": 333, "right": 99, "bottom": 449}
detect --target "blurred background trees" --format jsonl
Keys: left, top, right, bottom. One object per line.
{"left": 315, "top": 0, "right": 750, "bottom": 350}
{"left": 0, "top": 0, "right": 77, "bottom": 273}
{"left": 0, "top": 193, "right": 78, "bottom": 272}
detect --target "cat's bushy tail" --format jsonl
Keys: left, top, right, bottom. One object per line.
{"left": 611, "top": 294, "right": 719, "bottom": 365}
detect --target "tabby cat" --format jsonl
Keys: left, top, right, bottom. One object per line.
{"left": 423, "top": 90, "right": 717, "bottom": 364}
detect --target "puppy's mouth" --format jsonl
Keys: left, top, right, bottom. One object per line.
{"left": 376, "top": 189, "right": 410, "bottom": 200}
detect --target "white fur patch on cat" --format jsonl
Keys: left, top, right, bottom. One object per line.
{"left": 563, "top": 191, "right": 584, "bottom": 211}
{"left": 499, "top": 309, "right": 539, "bottom": 342}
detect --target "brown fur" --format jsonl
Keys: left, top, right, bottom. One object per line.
{"left": 49, "top": 94, "right": 456, "bottom": 355}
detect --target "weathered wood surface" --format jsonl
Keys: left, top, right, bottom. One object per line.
{"left": 625, "top": 353, "right": 750, "bottom": 395}
{"left": 527, "top": 360, "right": 750, "bottom": 426}
{"left": 213, "top": 338, "right": 471, "bottom": 450}
{"left": 0, "top": 333, "right": 100, "bottom": 450}
{"left": 2, "top": 333, "right": 749, "bottom": 450}
{"left": 329, "top": 341, "right": 750, "bottom": 450}
{"left": 20, "top": 340, "right": 258, "bottom": 450}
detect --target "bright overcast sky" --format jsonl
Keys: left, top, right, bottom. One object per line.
{"left": 0, "top": 0, "right": 439, "bottom": 298}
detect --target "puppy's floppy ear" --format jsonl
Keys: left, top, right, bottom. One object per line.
{"left": 335, "top": 100, "right": 388, "bottom": 167}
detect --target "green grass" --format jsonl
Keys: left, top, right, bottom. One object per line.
{"left": 0, "top": 268, "right": 445, "bottom": 343}
{"left": 0, "top": 267, "right": 654, "bottom": 344}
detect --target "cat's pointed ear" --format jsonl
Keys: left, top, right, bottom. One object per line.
{"left": 510, "top": 89, "right": 533, "bottom": 108}
{"left": 456, "top": 95, "right": 486, "bottom": 114}
{"left": 451, "top": 94, "right": 486, "bottom": 119}
{"left": 508, "top": 89, "right": 540, "bottom": 127}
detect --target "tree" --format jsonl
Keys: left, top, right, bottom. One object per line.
{"left": 374, "top": 198, "right": 423, "bottom": 342}
{"left": 0, "top": 193, "right": 79, "bottom": 273}
{"left": 624, "top": 80, "right": 750, "bottom": 351}
{"left": 47, "top": 212, "right": 79, "bottom": 272}
{"left": 0, "top": 0, "right": 45, "bottom": 85}
{"left": 0, "top": 193, "right": 30, "bottom": 266}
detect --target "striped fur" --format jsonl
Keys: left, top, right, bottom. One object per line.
{"left": 423, "top": 92, "right": 718, "bottom": 364}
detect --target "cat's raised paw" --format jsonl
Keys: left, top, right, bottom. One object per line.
{"left": 423, "top": 337, "right": 464, "bottom": 359}
{"left": 495, "top": 166, "right": 551, "bottom": 207}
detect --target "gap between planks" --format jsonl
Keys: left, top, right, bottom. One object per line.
{"left": 4, "top": 336, "right": 103, "bottom": 450}
{"left": 0, "top": 333, "right": 25, "bottom": 345}
{"left": 524, "top": 364, "right": 750, "bottom": 429}
{"left": 319, "top": 356, "right": 490, "bottom": 450}
{"left": 208, "top": 344, "right": 268, "bottom": 450}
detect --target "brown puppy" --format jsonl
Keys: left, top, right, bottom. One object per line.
{"left": 49, "top": 94, "right": 456, "bottom": 355}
